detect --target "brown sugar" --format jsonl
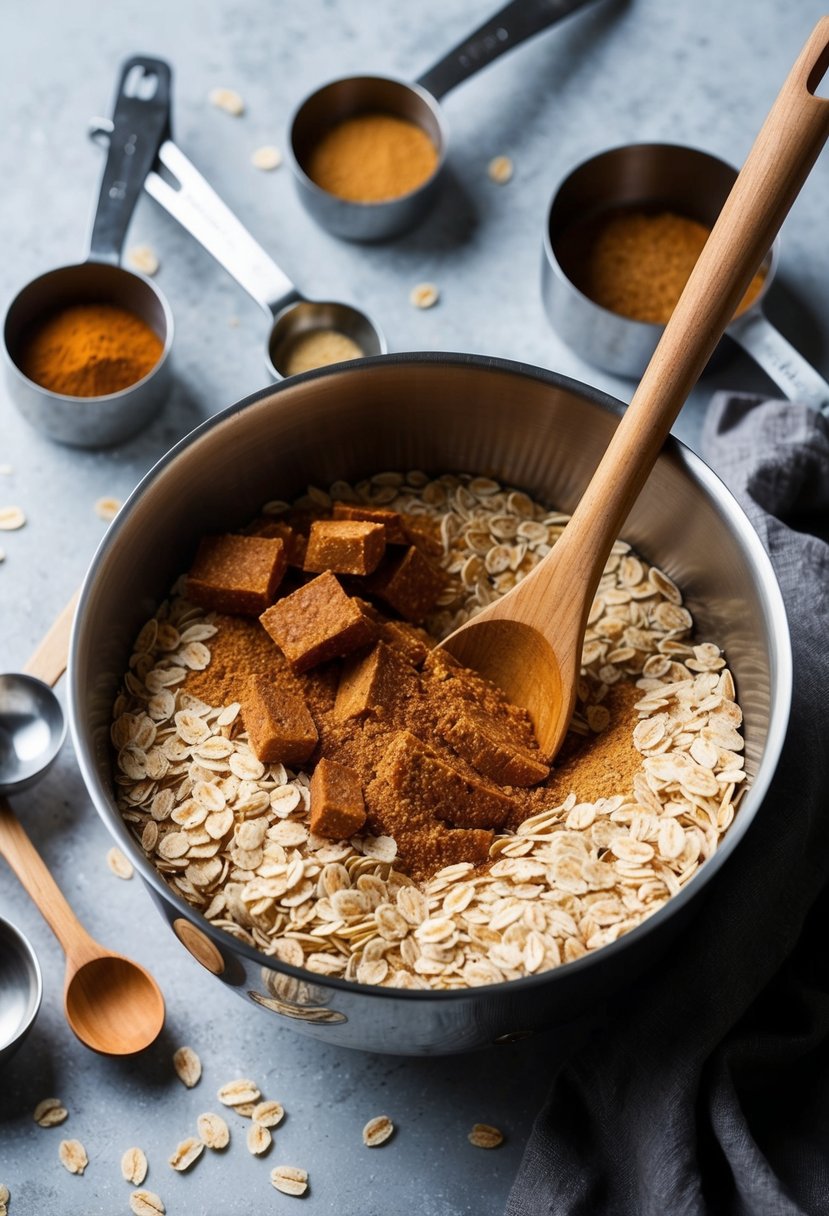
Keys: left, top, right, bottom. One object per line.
{"left": 559, "top": 208, "right": 766, "bottom": 325}
{"left": 334, "top": 642, "right": 419, "bottom": 722}
{"left": 242, "top": 673, "right": 318, "bottom": 766}
{"left": 186, "top": 534, "right": 286, "bottom": 617}
{"left": 305, "top": 113, "right": 439, "bottom": 204}
{"left": 438, "top": 702, "right": 550, "bottom": 787}
{"left": 367, "top": 546, "right": 446, "bottom": 623}
{"left": 332, "top": 502, "right": 409, "bottom": 545}
{"left": 260, "top": 571, "right": 376, "bottom": 671}
{"left": 248, "top": 519, "right": 308, "bottom": 568}
{"left": 304, "top": 520, "right": 386, "bottom": 576}
{"left": 309, "top": 758, "right": 366, "bottom": 839}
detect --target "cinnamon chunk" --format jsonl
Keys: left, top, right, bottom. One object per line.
{"left": 334, "top": 641, "right": 420, "bottom": 721}
{"left": 367, "top": 546, "right": 446, "bottom": 623}
{"left": 375, "top": 731, "right": 514, "bottom": 830}
{"left": 309, "top": 757, "right": 366, "bottom": 839}
{"left": 332, "top": 502, "right": 408, "bottom": 545}
{"left": 304, "top": 520, "right": 386, "bottom": 576}
{"left": 259, "top": 571, "right": 375, "bottom": 672}
{"left": 186, "top": 534, "right": 286, "bottom": 616}
{"left": 242, "top": 674, "right": 318, "bottom": 765}
{"left": 437, "top": 704, "right": 549, "bottom": 787}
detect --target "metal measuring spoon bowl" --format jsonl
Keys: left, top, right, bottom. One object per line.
{"left": 288, "top": 0, "right": 603, "bottom": 243}
{"left": 541, "top": 142, "right": 829, "bottom": 413}
{"left": 2, "top": 57, "right": 174, "bottom": 448}
{"left": 0, "top": 915, "right": 42, "bottom": 1066}
{"left": 89, "top": 124, "right": 385, "bottom": 379}
{"left": 0, "top": 674, "right": 66, "bottom": 797}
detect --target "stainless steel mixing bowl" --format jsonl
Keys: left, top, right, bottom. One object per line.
{"left": 68, "top": 354, "right": 791, "bottom": 1055}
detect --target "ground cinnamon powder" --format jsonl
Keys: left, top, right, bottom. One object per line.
{"left": 305, "top": 113, "right": 439, "bottom": 203}
{"left": 560, "top": 209, "right": 766, "bottom": 324}
{"left": 18, "top": 302, "right": 163, "bottom": 397}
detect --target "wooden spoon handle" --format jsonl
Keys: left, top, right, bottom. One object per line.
{"left": 559, "top": 18, "right": 829, "bottom": 575}
{"left": 0, "top": 796, "right": 97, "bottom": 963}
{"left": 23, "top": 591, "right": 78, "bottom": 688}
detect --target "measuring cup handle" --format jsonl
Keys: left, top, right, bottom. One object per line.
{"left": 87, "top": 56, "right": 172, "bottom": 265}
{"left": 728, "top": 310, "right": 829, "bottom": 416}
{"left": 415, "top": 0, "right": 601, "bottom": 101}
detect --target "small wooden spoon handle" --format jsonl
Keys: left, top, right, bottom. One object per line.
{"left": 558, "top": 17, "right": 829, "bottom": 578}
{"left": 0, "top": 796, "right": 97, "bottom": 964}
{"left": 23, "top": 591, "right": 78, "bottom": 689}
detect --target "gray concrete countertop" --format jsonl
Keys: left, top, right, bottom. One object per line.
{"left": 1, "top": 1, "right": 827, "bottom": 1213}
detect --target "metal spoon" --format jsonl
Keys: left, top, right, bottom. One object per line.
{"left": 89, "top": 121, "right": 385, "bottom": 379}
{"left": 441, "top": 18, "right": 829, "bottom": 761}
{"left": 288, "top": 0, "right": 604, "bottom": 242}
{"left": 0, "top": 597, "right": 165, "bottom": 1055}
{"left": 2, "top": 57, "right": 174, "bottom": 448}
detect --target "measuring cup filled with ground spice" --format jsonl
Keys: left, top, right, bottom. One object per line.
{"left": 90, "top": 124, "right": 384, "bottom": 378}
{"left": 542, "top": 143, "right": 829, "bottom": 412}
{"left": 3, "top": 57, "right": 174, "bottom": 447}
{"left": 288, "top": 0, "right": 604, "bottom": 242}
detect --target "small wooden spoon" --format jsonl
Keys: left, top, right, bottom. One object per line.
{"left": 443, "top": 19, "right": 829, "bottom": 761}
{"left": 0, "top": 594, "right": 165, "bottom": 1054}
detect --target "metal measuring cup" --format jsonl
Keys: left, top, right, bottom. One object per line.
{"left": 90, "top": 124, "right": 385, "bottom": 378}
{"left": 541, "top": 142, "right": 829, "bottom": 413}
{"left": 3, "top": 57, "right": 174, "bottom": 448}
{"left": 288, "top": 0, "right": 603, "bottom": 242}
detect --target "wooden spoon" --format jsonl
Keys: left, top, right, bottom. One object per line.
{"left": 442, "top": 19, "right": 829, "bottom": 761}
{"left": 0, "top": 593, "right": 165, "bottom": 1054}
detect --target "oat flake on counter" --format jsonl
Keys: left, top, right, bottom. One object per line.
{"left": 95, "top": 496, "right": 122, "bottom": 522}
{"left": 33, "top": 1097, "right": 67, "bottom": 1127}
{"left": 129, "top": 1190, "right": 165, "bottom": 1216}
{"left": 468, "top": 1123, "right": 504, "bottom": 1148}
{"left": 106, "top": 846, "right": 133, "bottom": 879}
{"left": 487, "top": 155, "right": 513, "bottom": 184}
{"left": 409, "top": 282, "right": 440, "bottom": 309}
{"left": 197, "top": 1112, "right": 230, "bottom": 1149}
{"left": 172, "top": 1045, "right": 202, "bottom": 1088}
{"left": 126, "top": 246, "right": 159, "bottom": 276}
{"left": 121, "top": 1147, "right": 148, "bottom": 1185}
{"left": 112, "top": 472, "right": 747, "bottom": 993}
{"left": 0, "top": 507, "right": 25, "bottom": 531}
{"left": 251, "top": 145, "right": 282, "bottom": 171}
{"left": 209, "top": 87, "right": 244, "bottom": 116}
{"left": 58, "top": 1138, "right": 88, "bottom": 1174}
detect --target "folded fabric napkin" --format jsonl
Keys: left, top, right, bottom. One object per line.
{"left": 508, "top": 394, "right": 829, "bottom": 1216}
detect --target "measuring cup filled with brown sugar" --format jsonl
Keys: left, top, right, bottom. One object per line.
{"left": 90, "top": 123, "right": 385, "bottom": 378}
{"left": 3, "top": 57, "right": 174, "bottom": 448}
{"left": 541, "top": 142, "right": 829, "bottom": 412}
{"left": 289, "top": 0, "right": 604, "bottom": 242}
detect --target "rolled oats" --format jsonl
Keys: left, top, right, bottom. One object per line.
{"left": 468, "top": 1123, "right": 504, "bottom": 1148}
{"left": 362, "top": 1115, "right": 394, "bottom": 1146}
{"left": 33, "top": 1097, "right": 67, "bottom": 1127}
{"left": 270, "top": 1165, "right": 309, "bottom": 1196}
{"left": 121, "top": 1147, "right": 148, "bottom": 1185}
{"left": 58, "top": 1139, "right": 88, "bottom": 1174}
{"left": 246, "top": 1123, "right": 272, "bottom": 1155}
{"left": 197, "top": 1112, "right": 230, "bottom": 1149}
{"left": 172, "top": 1045, "right": 202, "bottom": 1088}
{"left": 251, "top": 1100, "right": 284, "bottom": 1128}
{"left": 129, "top": 1190, "right": 165, "bottom": 1216}
{"left": 106, "top": 846, "right": 134, "bottom": 879}
{"left": 217, "top": 1079, "right": 261, "bottom": 1106}
{"left": 168, "top": 1137, "right": 203, "bottom": 1171}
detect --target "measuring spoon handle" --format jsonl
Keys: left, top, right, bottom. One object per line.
{"left": 87, "top": 56, "right": 172, "bottom": 266}
{"left": 728, "top": 310, "right": 829, "bottom": 416}
{"left": 0, "top": 797, "right": 98, "bottom": 966}
{"left": 416, "top": 0, "right": 602, "bottom": 101}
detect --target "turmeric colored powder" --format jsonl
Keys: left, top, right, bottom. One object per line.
{"left": 18, "top": 302, "right": 163, "bottom": 397}
{"left": 306, "top": 113, "right": 438, "bottom": 203}
{"left": 560, "top": 209, "right": 766, "bottom": 325}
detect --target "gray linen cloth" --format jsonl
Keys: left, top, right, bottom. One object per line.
{"left": 507, "top": 394, "right": 829, "bottom": 1216}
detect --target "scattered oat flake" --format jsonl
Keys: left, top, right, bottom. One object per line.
{"left": 0, "top": 507, "right": 25, "bottom": 531}
{"left": 33, "top": 1097, "right": 67, "bottom": 1127}
{"left": 197, "top": 1112, "right": 229, "bottom": 1150}
{"left": 94, "top": 496, "right": 122, "bottom": 522}
{"left": 168, "top": 1137, "right": 203, "bottom": 1171}
{"left": 410, "top": 282, "right": 439, "bottom": 309}
{"left": 270, "top": 1165, "right": 308, "bottom": 1196}
{"left": 58, "top": 1138, "right": 88, "bottom": 1174}
{"left": 251, "top": 1100, "right": 284, "bottom": 1128}
{"left": 172, "top": 1045, "right": 202, "bottom": 1088}
{"left": 130, "top": 1190, "right": 165, "bottom": 1216}
{"left": 488, "top": 155, "right": 513, "bottom": 184}
{"left": 106, "top": 846, "right": 134, "bottom": 879}
{"left": 121, "top": 1147, "right": 148, "bottom": 1185}
{"left": 468, "top": 1123, "right": 504, "bottom": 1148}
{"left": 251, "top": 145, "right": 282, "bottom": 171}
{"left": 217, "top": 1079, "right": 260, "bottom": 1106}
{"left": 362, "top": 1115, "right": 394, "bottom": 1147}
{"left": 127, "top": 246, "right": 159, "bottom": 276}
{"left": 209, "top": 87, "right": 244, "bottom": 116}
{"left": 247, "top": 1123, "right": 272, "bottom": 1155}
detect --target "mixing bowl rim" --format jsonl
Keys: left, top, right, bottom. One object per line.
{"left": 68, "top": 351, "right": 793, "bottom": 1003}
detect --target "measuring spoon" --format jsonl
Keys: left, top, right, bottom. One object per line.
{"left": 288, "top": 0, "right": 604, "bottom": 241}
{"left": 90, "top": 121, "right": 385, "bottom": 379}
{"left": 442, "top": 18, "right": 829, "bottom": 760}
{"left": 0, "top": 596, "right": 165, "bottom": 1055}
{"left": 3, "top": 57, "right": 174, "bottom": 448}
